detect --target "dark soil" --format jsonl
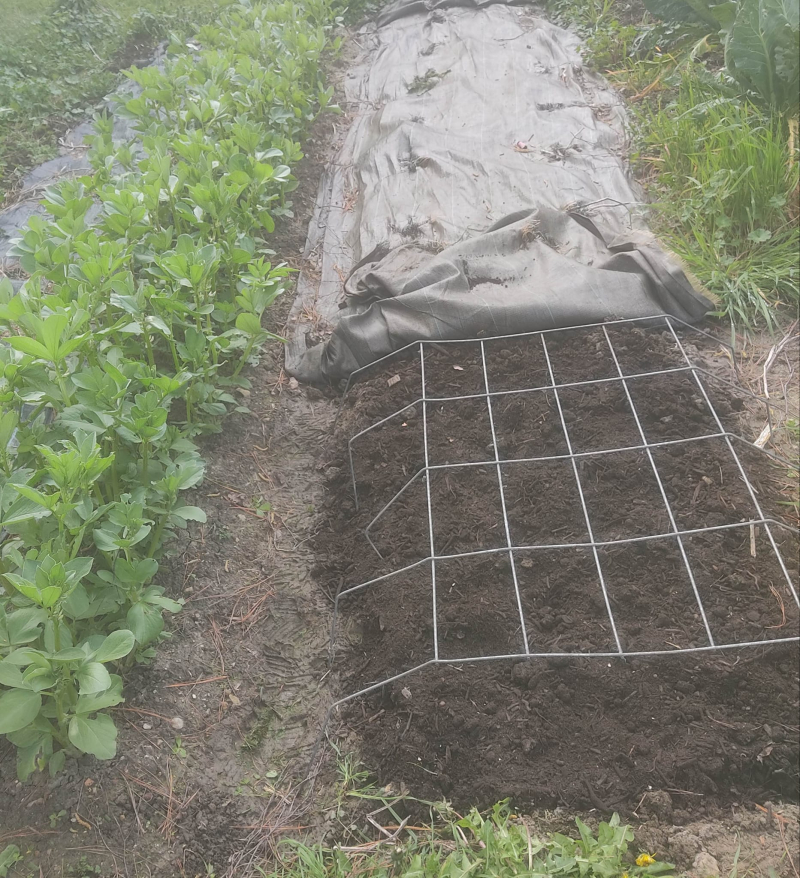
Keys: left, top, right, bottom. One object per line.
{"left": 318, "top": 323, "right": 800, "bottom": 814}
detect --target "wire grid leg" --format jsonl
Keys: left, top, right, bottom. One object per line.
{"left": 479, "top": 341, "right": 531, "bottom": 654}
{"left": 665, "top": 321, "right": 800, "bottom": 609}
{"left": 540, "top": 335, "right": 624, "bottom": 655}
{"left": 601, "top": 325, "right": 715, "bottom": 646}
{"left": 420, "top": 344, "right": 440, "bottom": 660}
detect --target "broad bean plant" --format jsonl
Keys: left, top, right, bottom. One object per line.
{"left": 0, "top": 0, "right": 339, "bottom": 779}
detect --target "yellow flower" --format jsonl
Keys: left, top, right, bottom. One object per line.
{"left": 636, "top": 853, "right": 656, "bottom": 867}
{"left": 622, "top": 873, "right": 630, "bottom": 878}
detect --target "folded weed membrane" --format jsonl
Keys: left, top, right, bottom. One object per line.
{"left": 315, "top": 320, "right": 800, "bottom": 812}
{"left": 286, "top": 0, "right": 711, "bottom": 384}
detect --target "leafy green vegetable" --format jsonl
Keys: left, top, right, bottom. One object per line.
{"left": 726, "top": 0, "right": 799, "bottom": 110}
{"left": 0, "top": 0, "right": 340, "bottom": 779}
{"left": 643, "top": 0, "right": 800, "bottom": 111}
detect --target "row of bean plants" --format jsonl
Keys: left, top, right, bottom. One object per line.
{"left": 0, "top": 0, "right": 340, "bottom": 780}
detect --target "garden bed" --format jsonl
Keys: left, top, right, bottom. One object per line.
{"left": 317, "top": 321, "right": 800, "bottom": 813}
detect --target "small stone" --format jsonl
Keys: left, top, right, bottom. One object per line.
{"left": 170, "top": 717, "right": 185, "bottom": 731}
{"left": 142, "top": 723, "right": 152, "bottom": 730}
{"left": 692, "top": 852, "right": 720, "bottom": 877}
{"left": 288, "top": 377, "right": 299, "bottom": 390}
{"left": 401, "top": 687, "right": 412, "bottom": 700}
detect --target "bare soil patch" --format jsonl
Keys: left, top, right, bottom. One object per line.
{"left": 318, "top": 323, "right": 800, "bottom": 814}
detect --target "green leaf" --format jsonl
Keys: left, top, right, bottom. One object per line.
{"left": 0, "top": 689, "right": 42, "bottom": 734}
{"left": 40, "top": 313, "right": 69, "bottom": 359}
{"left": 0, "top": 494, "right": 53, "bottom": 528}
{"left": 726, "top": 0, "right": 800, "bottom": 110}
{"left": 144, "top": 592, "right": 183, "bottom": 613}
{"left": 127, "top": 602, "right": 164, "bottom": 646}
{"left": 1, "top": 607, "right": 45, "bottom": 648}
{"left": 16, "top": 737, "right": 47, "bottom": 782}
{"left": 76, "top": 662, "right": 112, "bottom": 695}
{"left": 0, "top": 411, "right": 18, "bottom": 449}
{"left": 0, "top": 843, "right": 21, "bottom": 876}
{"left": 75, "top": 676, "right": 124, "bottom": 714}
{"left": 49, "top": 647, "right": 87, "bottom": 663}
{"left": 62, "top": 583, "right": 91, "bottom": 620}
{"left": 94, "top": 629, "right": 136, "bottom": 663}
{"left": 68, "top": 713, "right": 117, "bottom": 759}
{"left": 0, "top": 661, "right": 25, "bottom": 688}
{"left": 7, "top": 336, "right": 50, "bottom": 360}
{"left": 173, "top": 505, "right": 207, "bottom": 523}
{"left": 748, "top": 228, "right": 773, "bottom": 242}
{"left": 235, "top": 312, "right": 264, "bottom": 336}
{"left": 12, "top": 484, "right": 57, "bottom": 510}
{"left": 114, "top": 557, "right": 158, "bottom": 586}
{"left": 49, "top": 748, "right": 66, "bottom": 776}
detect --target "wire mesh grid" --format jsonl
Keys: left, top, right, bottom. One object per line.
{"left": 328, "top": 315, "right": 800, "bottom": 713}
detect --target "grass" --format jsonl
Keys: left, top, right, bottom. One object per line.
{"left": 0, "top": 0, "right": 49, "bottom": 45}
{"left": 544, "top": 0, "right": 800, "bottom": 332}
{"left": 0, "top": 0, "right": 226, "bottom": 202}
{"left": 637, "top": 75, "right": 799, "bottom": 331}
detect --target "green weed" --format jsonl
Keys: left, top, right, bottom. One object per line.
{"left": 637, "top": 72, "right": 799, "bottom": 328}
{"left": 65, "top": 857, "right": 102, "bottom": 878}
{"left": 545, "top": 0, "right": 799, "bottom": 330}
{"left": 0, "top": 845, "right": 22, "bottom": 878}
{"left": 48, "top": 808, "right": 67, "bottom": 829}
{"left": 332, "top": 751, "right": 380, "bottom": 814}
{"left": 242, "top": 707, "right": 277, "bottom": 753}
{"left": 258, "top": 801, "right": 675, "bottom": 877}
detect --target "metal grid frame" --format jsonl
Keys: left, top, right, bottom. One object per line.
{"left": 329, "top": 315, "right": 800, "bottom": 713}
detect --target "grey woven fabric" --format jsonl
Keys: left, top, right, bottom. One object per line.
{"left": 285, "top": 0, "right": 710, "bottom": 383}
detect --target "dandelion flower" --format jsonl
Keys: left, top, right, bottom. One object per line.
{"left": 636, "top": 853, "right": 656, "bottom": 867}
